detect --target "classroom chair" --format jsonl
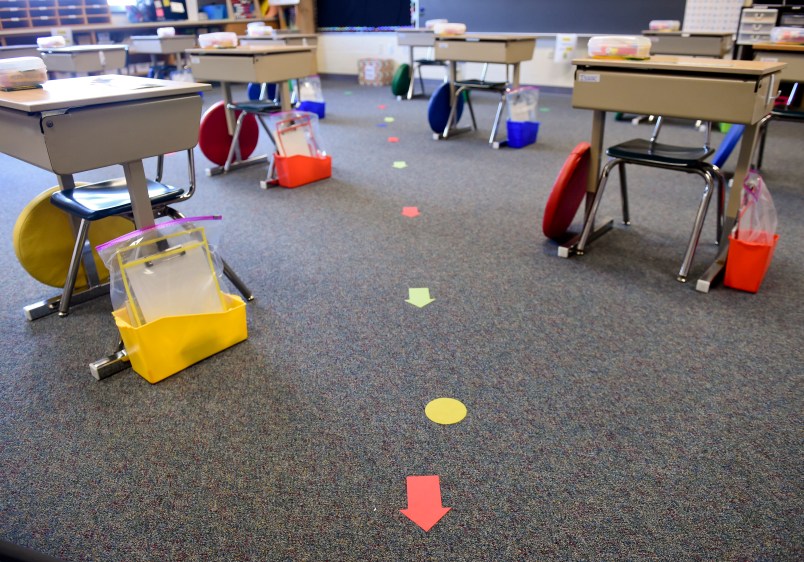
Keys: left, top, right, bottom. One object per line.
{"left": 49, "top": 150, "right": 254, "bottom": 316}
{"left": 575, "top": 117, "right": 727, "bottom": 282}
{"left": 444, "top": 63, "right": 508, "bottom": 145}
{"left": 222, "top": 99, "right": 283, "bottom": 177}
{"left": 411, "top": 51, "right": 448, "bottom": 98}
{"left": 756, "top": 82, "right": 804, "bottom": 170}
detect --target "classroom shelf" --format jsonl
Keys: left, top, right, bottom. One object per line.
{"left": 0, "top": 0, "right": 110, "bottom": 29}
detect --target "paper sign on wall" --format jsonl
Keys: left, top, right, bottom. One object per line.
{"left": 554, "top": 34, "right": 577, "bottom": 63}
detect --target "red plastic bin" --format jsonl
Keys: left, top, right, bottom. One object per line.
{"left": 274, "top": 154, "right": 332, "bottom": 188}
{"left": 723, "top": 233, "right": 779, "bottom": 293}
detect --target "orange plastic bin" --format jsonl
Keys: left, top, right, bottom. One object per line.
{"left": 724, "top": 233, "right": 779, "bottom": 293}
{"left": 274, "top": 154, "right": 332, "bottom": 188}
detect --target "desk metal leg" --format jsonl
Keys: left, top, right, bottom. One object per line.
{"left": 89, "top": 340, "right": 130, "bottom": 381}
{"left": 90, "top": 159, "right": 154, "bottom": 378}
{"left": 695, "top": 121, "right": 760, "bottom": 292}
{"left": 557, "top": 110, "right": 614, "bottom": 257}
{"left": 405, "top": 46, "right": 416, "bottom": 100}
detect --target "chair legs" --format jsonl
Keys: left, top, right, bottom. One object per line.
{"left": 577, "top": 158, "right": 719, "bottom": 282}
{"left": 165, "top": 207, "right": 255, "bottom": 301}
{"left": 58, "top": 218, "right": 93, "bottom": 316}
{"left": 489, "top": 92, "right": 507, "bottom": 145}
{"left": 677, "top": 168, "right": 716, "bottom": 282}
{"left": 617, "top": 161, "right": 630, "bottom": 225}
{"left": 577, "top": 158, "right": 621, "bottom": 256}
{"left": 223, "top": 111, "right": 248, "bottom": 173}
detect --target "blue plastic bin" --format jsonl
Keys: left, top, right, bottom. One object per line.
{"left": 202, "top": 4, "right": 227, "bottom": 20}
{"left": 507, "top": 120, "right": 539, "bottom": 148}
{"left": 298, "top": 101, "right": 326, "bottom": 119}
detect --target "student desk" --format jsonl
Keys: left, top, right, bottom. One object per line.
{"left": 432, "top": 34, "right": 536, "bottom": 146}
{"left": 642, "top": 31, "right": 734, "bottom": 58}
{"left": 0, "top": 45, "right": 40, "bottom": 59}
{"left": 239, "top": 33, "right": 318, "bottom": 47}
{"left": 0, "top": 74, "right": 211, "bottom": 377}
{"left": 129, "top": 34, "right": 197, "bottom": 75}
{"left": 38, "top": 45, "right": 128, "bottom": 76}
{"left": 563, "top": 56, "right": 785, "bottom": 292}
{"left": 752, "top": 43, "right": 804, "bottom": 84}
{"left": 186, "top": 45, "right": 317, "bottom": 175}
{"left": 396, "top": 28, "right": 442, "bottom": 100}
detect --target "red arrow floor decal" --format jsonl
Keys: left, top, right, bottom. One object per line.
{"left": 400, "top": 475, "right": 451, "bottom": 532}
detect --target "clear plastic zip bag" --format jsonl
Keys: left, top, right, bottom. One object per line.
{"left": 96, "top": 216, "right": 226, "bottom": 327}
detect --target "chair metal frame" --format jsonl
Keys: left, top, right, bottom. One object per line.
{"left": 442, "top": 63, "right": 509, "bottom": 147}
{"left": 575, "top": 117, "right": 727, "bottom": 283}
{"left": 52, "top": 149, "right": 253, "bottom": 317}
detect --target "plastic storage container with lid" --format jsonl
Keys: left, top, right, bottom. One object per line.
{"left": 0, "top": 57, "right": 48, "bottom": 90}
{"left": 588, "top": 36, "right": 651, "bottom": 59}
{"left": 770, "top": 26, "right": 804, "bottom": 44}
{"left": 246, "top": 22, "right": 275, "bottom": 37}
{"left": 433, "top": 22, "right": 466, "bottom": 36}
{"left": 198, "top": 31, "right": 238, "bottom": 48}
{"left": 649, "top": 20, "right": 681, "bottom": 32}
{"left": 37, "top": 35, "right": 67, "bottom": 48}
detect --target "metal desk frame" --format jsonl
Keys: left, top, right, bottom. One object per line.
{"left": 0, "top": 75, "right": 211, "bottom": 378}
{"left": 432, "top": 34, "right": 536, "bottom": 148}
{"left": 186, "top": 45, "right": 317, "bottom": 178}
{"left": 559, "top": 56, "right": 785, "bottom": 293}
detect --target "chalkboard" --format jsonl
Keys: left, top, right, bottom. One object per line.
{"left": 418, "top": 0, "right": 687, "bottom": 35}
{"left": 317, "top": 0, "right": 411, "bottom": 29}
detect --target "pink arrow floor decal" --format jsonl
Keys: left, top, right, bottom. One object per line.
{"left": 400, "top": 475, "right": 451, "bottom": 532}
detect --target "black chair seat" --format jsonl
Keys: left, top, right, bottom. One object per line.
{"left": 454, "top": 79, "right": 508, "bottom": 91}
{"left": 771, "top": 107, "right": 804, "bottom": 120}
{"left": 607, "top": 139, "right": 714, "bottom": 167}
{"left": 415, "top": 58, "right": 447, "bottom": 66}
{"left": 227, "top": 100, "right": 283, "bottom": 114}
{"left": 50, "top": 178, "right": 184, "bottom": 221}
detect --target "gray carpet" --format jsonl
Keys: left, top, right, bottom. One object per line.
{"left": 1, "top": 76, "right": 802, "bottom": 561}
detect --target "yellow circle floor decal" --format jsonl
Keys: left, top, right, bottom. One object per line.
{"left": 425, "top": 398, "right": 467, "bottom": 425}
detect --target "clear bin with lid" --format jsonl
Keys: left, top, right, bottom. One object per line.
{"left": 649, "top": 20, "right": 681, "bottom": 32}
{"left": 0, "top": 57, "right": 48, "bottom": 90}
{"left": 247, "top": 22, "right": 275, "bottom": 37}
{"left": 588, "top": 36, "right": 651, "bottom": 59}
{"left": 198, "top": 32, "right": 238, "bottom": 48}
{"left": 37, "top": 35, "right": 66, "bottom": 48}
{"left": 771, "top": 27, "right": 804, "bottom": 44}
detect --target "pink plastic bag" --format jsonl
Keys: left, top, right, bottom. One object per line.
{"left": 735, "top": 170, "right": 777, "bottom": 244}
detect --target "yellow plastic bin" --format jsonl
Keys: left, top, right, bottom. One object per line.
{"left": 113, "top": 292, "right": 247, "bottom": 384}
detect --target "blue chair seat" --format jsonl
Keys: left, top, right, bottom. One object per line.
{"left": 50, "top": 178, "right": 185, "bottom": 221}
{"left": 607, "top": 139, "right": 714, "bottom": 167}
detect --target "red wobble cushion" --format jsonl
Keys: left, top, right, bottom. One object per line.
{"left": 198, "top": 101, "right": 260, "bottom": 166}
{"left": 542, "top": 142, "right": 592, "bottom": 240}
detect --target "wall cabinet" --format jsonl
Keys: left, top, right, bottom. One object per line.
{"left": 0, "top": 0, "right": 111, "bottom": 29}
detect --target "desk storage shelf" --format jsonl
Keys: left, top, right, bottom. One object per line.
{"left": 0, "top": 0, "right": 110, "bottom": 29}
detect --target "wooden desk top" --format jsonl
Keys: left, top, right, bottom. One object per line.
{"left": 185, "top": 45, "right": 314, "bottom": 56}
{"left": 0, "top": 75, "right": 210, "bottom": 113}
{"left": 752, "top": 43, "right": 804, "bottom": 53}
{"left": 573, "top": 55, "right": 786, "bottom": 77}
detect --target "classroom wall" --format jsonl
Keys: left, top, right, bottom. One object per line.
{"left": 315, "top": 32, "right": 591, "bottom": 90}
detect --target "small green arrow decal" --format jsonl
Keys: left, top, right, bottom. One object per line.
{"left": 406, "top": 288, "right": 435, "bottom": 308}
